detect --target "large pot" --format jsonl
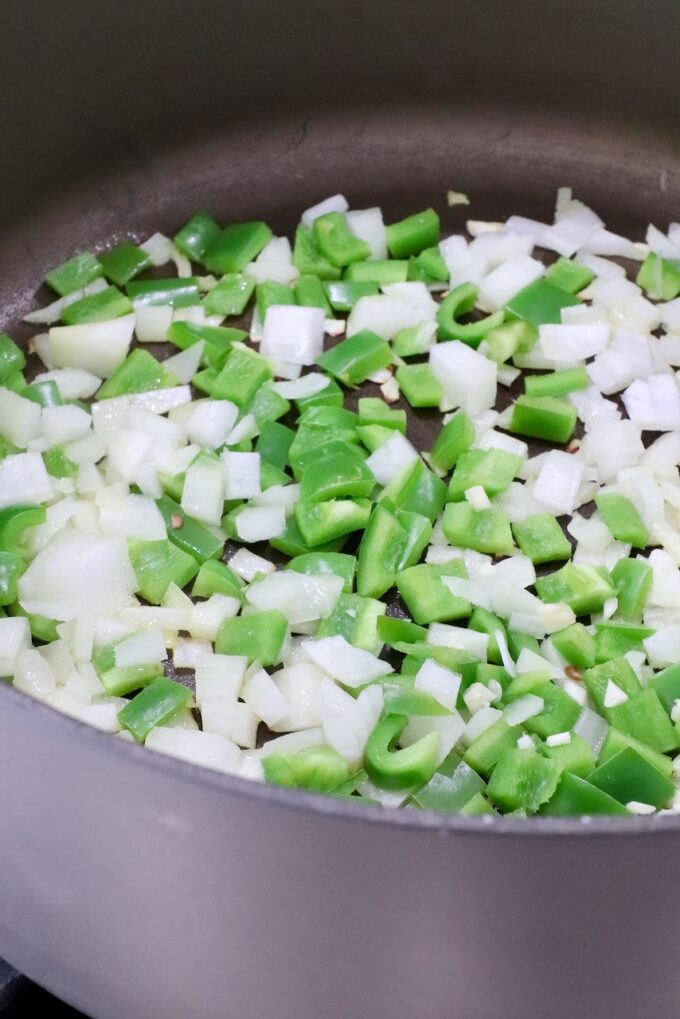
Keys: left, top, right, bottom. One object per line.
{"left": 0, "top": 3, "right": 679, "bottom": 1017}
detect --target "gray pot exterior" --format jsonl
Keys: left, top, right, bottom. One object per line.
{"left": 0, "top": 2, "right": 679, "bottom": 1016}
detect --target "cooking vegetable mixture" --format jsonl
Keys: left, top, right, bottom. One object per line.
{"left": 2, "top": 190, "right": 680, "bottom": 817}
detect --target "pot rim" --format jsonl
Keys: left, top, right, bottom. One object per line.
{"left": 5, "top": 682, "right": 677, "bottom": 838}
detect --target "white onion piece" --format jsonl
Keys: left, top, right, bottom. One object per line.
{"left": 229, "top": 548, "right": 275, "bottom": 582}
{"left": 302, "top": 635, "right": 392, "bottom": 687}
{"left": 241, "top": 667, "right": 290, "bottom": 727}
{"left": 573, "top": 706, "right": 608, "bottom": 753}
{"left": 366, "top": 432, "right": 418, "bottom": 485}
{"left": 260, "top": 305, "right": 325, "bottom": 366}
{"left": 301, "top": 194, "right": 348, "bottom": 227}
{"left": 477, "top": 255, "right": 544, "bottom": 311}
{"left": 246, "top": 571, "right": 343, "bottom": 625}
{"left": 348, "top": 286, "right": 436, "bottom": 341}
{"left": 646, "top": 224, "right": 680, "bottom": 261}
{"left": 532, "top": 451, "right": 584, "bottom": 516}
{"left": 222, "top": 451, "right": 261, "bottom": 500}
{"left": 413, "top": 659, "right": 461, "bottom": 710}
{"left": 114, "top": 630, "right": 166, "bottom": 668}
{"left": 644, "top": 627, "right": 680, "bottom": 668}
{"left": 346, "top": 207, "right": 387, "bottom": 259}
{"left": 23, "top": 278, "right": 108, "bottom": 325}
{"left": 145, "top": 727, "right": 241, "bottom": 774}
{"left": 49, "top": 314, "right": 135, "bottom": 377}
{"left": 442, "top": 575, "right": 492, "bottom": 610}
{"left": 19, "top": 532, "right": 136, "bottom": 615}
{"left": 163, "top": 342, "right": 204, "bottom": 384}
{"left": 272, "top": 374, "right": 330, "bottom": 399}
{"left": 181, "top": 457, "right": 225, "bottom": 526}
{"left": 622, "top": 375, "right": 680, "bottom": 431}
{"left": 0, "top": 452, "right": 53, "bottom": 508}
{"left": 97, "top": 489, "right": 166, "bottom": 540}
{"left": 135, "top": 305, "right": 173, "bottom": 343}
{"left": 427, "top": 623, "right": 488, "bottom": 659}
{"left": 234, "top": 506, "right": 286, "bottom": 542}
{"left": 0, "top": 388, "right": 42, "bottom": 448}
{"left": 42, "top": 404, "right": 92, "bottom": 446}
{"left": 503, "top": 694, "right": 545, "bottom": 725}
{"left": 538, "top": 323, "right": 609, "bottom": 362}
{"left": 35, "top": 368, "right": 101, "bottom": 400}
{"left": 317, "top": 678, "right": 383, "bottom": 768}
{"left": 402, "top": 712, "right": 465, "bottom": 766}
{"left": 0, "top": 618, "right": 32, "bottom": 677}
{"left": 430, "top": 340, "right": 497, "bottom": 416}
{"left": 270, "top": 663, "right": 325, "bottom": 731}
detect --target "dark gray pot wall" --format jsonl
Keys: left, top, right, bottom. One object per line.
{"left": 0, "top": 3, "right": 679, "bottom": 1017}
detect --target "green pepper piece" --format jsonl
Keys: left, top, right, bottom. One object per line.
{"left": 295, "top": 498, "right": 371, "bottom": 547}
{"left": 394, "top": 509, "right": 432, "bottom": 569}
{"left": 512, "top": 513, "right": 572, "bottom": 565}
{"left": 173, "top": 211, "right": 221, "bottom": 263}
{"left": 522, "top": 682, "right": 581, "bottom": 739}
{"left": 118, "top": 677, "right": 192, "bottom": 742}
{"left": 211, "top": 346, "right": 273, "bottom": 406}
{"left": 583, "top": 657, "right": 642, "bottom": 713}
{"left": 395, "top": 363, "right": 443, "bottom": 408}
{"left": 392, "top": 322, "right": 437, "bottom": 357}
{"left": 505, "top": 278, "right": 580, "bottom": 325}
{"left": 524, "top": 367, "right": 589, "bottom": 398}
{"left": 127, "top": 277, "right": 200, "bottom": 309}
{"left": 447, "top": 448, "right": 522, "bottom": 502}
{"left": 317, "top": 593, "right": 385, "bottom": 653}
{"left": 295, "top": 377, "right": 345, "bottom": 413}
{"left": 509, "top": 395, "right": 576, "bottom": 443}
{"left": 468, "top": 606, "right": 508, "bottom": 665}
{"left": 610, "top": 558, "right": 652, "bottom": 620}
{"left": 410, "top": 755, "right": 485, "bottom": 812}
{"left": 292, "top": 225, "right": 341, "bottom": 280}
{"left": 191, "top": 559, "right": 243, "bottom": 600}
{"left": 588, "top": 747, "right": 675, "bottom": 808}
{"left": 287, "top": 552, "right": 356, "bottom": 593}
{"left": 386, "top": 209, "right": 440, "bottom": 258}
{"left": 544, "top": 257, "right": 594, "bottom": 295}
{"left": 595, "top": 492, "right": 649, "bottom": 549}
{"left": 651, "top": 663, "right": 680, "bottom": 715}
{"left": 318, "top": 329, "right": 392, "bottom": 385}
{"left": 99, "top": 664, "right": 163, "bottom": 698}
{"left": 294, "top": 275, "right": 332, "bottom": 313}
{"left": 203, "top": 221, "right": 272, "bottom": 274}
{"left": 98, "top": 242, "right": 152, "bottom": 286}
{"left": 441, "top": 503, "right": 514, "bottom": 555}
{"left": 485, "top": 320, "right": 538, "bottom": 363}
{"left": 539, "top": 772, "right": 630, "bottom": 816}
{"left": 313, "top": 212, "right": 371, "bottom": 268}
{"left": 22, "top": 380, "right": 63, "bottom": 408}
{"left": 300, "top": 449, "right": 375, "bottom": 502}
{"left": 365, "top": 713, "right": 439, "bottom": 790}
{"left": 255, "top": 280, "right": 296, "bottom": 321}
{"left": 380, "top": 459, "right": 447, "bottom": 523}
{"left": 594, "top": 621, "right": 654, "bottom": 663}
{"left": 414, "top": 246, "right": 449, "bottom": 282}
{"left": 0, "top": 551, "right": 23, "bottom": 606}
{"left": 507, "top": 631, "right": 541, "bottom": 659}
{"left": 357, "top": 398, "right": 406, "bottom": 434}
{"left": 459, "top": 792, "right": 496, "bottom": 815}
{"left": 606, "top": 689, "right": 679, "bottom": 754}
{"left": 377, "top": 614, "right": 428, "bottom": 648}
{"left": 429, "top": 411, "right": 475, "bottom": 473}
{"left": 270, "top": 515, "right": 346, "bottom": 558}
{"left": 551, "top": 622, "right": 596, "bottom": 669}
{"left": 128, "top": 539, "right": 200, "bottom": 604}
{"left": 357, "top": 425, "right": 396, "bottom": 454}
{"left": 8, "top": 602, "right": 58, "bottom": 641}
{"left": 536, "top": 563, "right": 617, "bottom": 616}
{"left": 167, "top": 321, "right": 246, "bottom": 368}
{"left": 202, "top": 273, "right": 255, "bottom": 317}
{"left": 329, "top": 770, "right": 368, "bottom": 798}
{"left": 263, "top": 745, "right": 351, "bottom": 792}
{"left": 345, "top": 260, "right": 409, "bottom": 284}
{"left": 400, "top": 642, "right": 476, "bottom": 675}
{"left": 298, "top": 405, "right": 359, "bottom": 432}
{"left": 0, "top": 334, "right": 26, "bottom": 383}
{"left": 96, "top": 349, "right": 177, "bottom": 400}
{"left": 540, "top": 733, "right": 595, "bottom": 778}
{"left": 45, "top": 251, "right": 103, "bottom": 296}
{"left": 437, "top": 282, "right": 504, "bottom": 346}
{"left": 598, "top": 728, "right": 673, "bottom": 779}
{"left": 246, "top": 384, "right": 290, "bottom": 428}
{"left": 382, "top": 683, "right": 451, "bottom": 717}
{"left": 356, "top": 505, "right": 408, "bottom": 599}
{"left": 463, "top": 719, "right": 522, "bottom": 777}
{"left": 156, "top": 495, "right": 224, "bottom": 563}
{"left": 0, "top": 504, "right": 46, "bottom": 554}
{"left": 636, "top": 251, "right": 680, "bottom": 301}
{"left": 396, "top": 560, "right": 471, "bottom": 625}
{"left": 61, "top": 285, "right": 132, "bottom": 324}
{"left": 215, "top": 610, "right": 288, "bottom": 665}
{"left": 487, "top": 748, "right": 561, "bottom": 813}
{"left": 255, "top": 421, "right": 295, "bottom": 471}
{"left": 43, "top": 445, "right": 78, "bottom": 478}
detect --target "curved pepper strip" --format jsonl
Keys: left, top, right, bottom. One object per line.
{"left": 437, "top": 282, "right": 505, "bottom": 346}
{"left": 0, "top": 551, "right": 23, "bottom": 606}
{"left": 364, "top": 713, "right": 439, "bottom": 790}
{"left": 0, "top": 504, "right": 46, "bottom": 554}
